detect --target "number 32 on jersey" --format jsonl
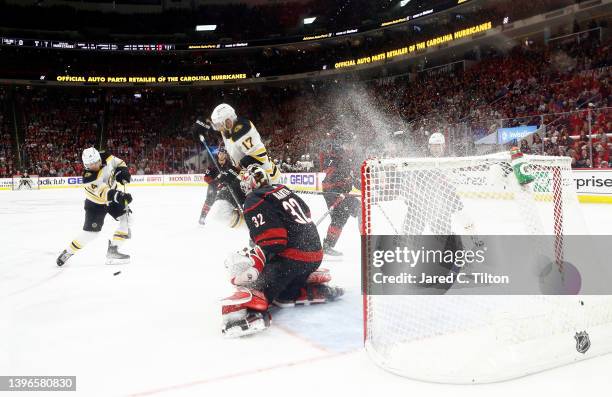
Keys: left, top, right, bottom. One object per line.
{"left": 251, "top": 198, "right": 312, "bottom": 227}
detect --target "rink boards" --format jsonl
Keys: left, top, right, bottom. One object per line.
{"left": 1, "top": 170, "right": 612, "bottom": 203}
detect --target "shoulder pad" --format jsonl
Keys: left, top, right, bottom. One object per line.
{"left": 82, "top": 170, "right": 98, "bottom": 183}
{"left": 99, "top": 150, "right": 112, "bottom": 164}
{"left": 231, "top": 118, "right": 252, "bottom": 141}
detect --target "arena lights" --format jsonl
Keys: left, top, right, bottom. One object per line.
{"left": 303, "top": 17, "right": 317, "bottom": 25}
{"left": 195, "top": 25, "right": 217, "bottom": 32}
{"left": 400, "top": 0, "right": 411, "bottom": 6}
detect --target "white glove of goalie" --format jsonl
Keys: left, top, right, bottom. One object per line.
{"left": 224, "top": 246, "right": 266, "bottom": 286}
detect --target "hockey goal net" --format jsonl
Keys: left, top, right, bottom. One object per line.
{"left": 361, "top": 153, "right": 612, "bottom": 383}
{"left": 11, "top": 175, "right": 40, "bottom": 190}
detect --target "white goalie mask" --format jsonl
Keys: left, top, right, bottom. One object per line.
{"left": 82, "top": 147, "right": 101, "bottom": 167}
{"left": 211, "top": 103, "right": 237, "bottom": 132}
{"left": 240, "top": 164, "right": 270, "bottom": 194}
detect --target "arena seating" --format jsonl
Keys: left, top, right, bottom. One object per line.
{"left": 0, "top": 26, "right": 610, "bottom": 177}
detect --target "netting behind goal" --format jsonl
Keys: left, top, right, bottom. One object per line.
{"left": 361, "top": 153, "right": 612, "bottom": 383}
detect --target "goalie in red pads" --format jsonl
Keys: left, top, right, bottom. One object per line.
{"left": 221, "top": 164, "right": 343, "bottom": 337}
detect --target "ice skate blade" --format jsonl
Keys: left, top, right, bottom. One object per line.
{"left": 105, "top": 258, "right": 130, "bottom": 265}
{"left": 273, "top": 298, "right": 326, "bottom": 308}
{"left": 322, "top": 255, "right": 344, "bottom": 263}
{"left": 222, "top": 317, "right": 269, "bottom": 338}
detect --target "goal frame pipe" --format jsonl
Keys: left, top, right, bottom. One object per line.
{"left": 360, "top": 156, "right": 570, "bottom": 346}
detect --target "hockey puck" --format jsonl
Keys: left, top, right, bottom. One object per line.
{"left": 113, "top": 271, "right": 121, "bottom": 276}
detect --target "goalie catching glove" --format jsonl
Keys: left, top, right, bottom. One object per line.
{"left": 224, "top": 245, "right": 266, "bottom": 286}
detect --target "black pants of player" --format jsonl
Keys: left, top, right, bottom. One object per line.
{"left": 83, "top": 201, "right": 127, "bottom": 232}
{"left": 201, "top": 183, "right": 218, "bottom": 216}
{"left": 205, "top": 184, "right": 218, "bottom": 207}
{"left": 323, "top": 193, "right": 359, "bottom": 247}
{"left": 216, "top": 185, "right": 246, "bottom": 209}
{"left": 252, "top": 257, "right": 320, "bottom": 303}
{"left": 324, "top": 193, "right": 359, "bottom": 229}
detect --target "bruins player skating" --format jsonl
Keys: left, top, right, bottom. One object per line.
{"left": 56, "top": 147, "right": 133, "bottom": 266}
{"left": 221, "top": 164, "right": 343, "bottom": 337}
{"left": 195, "top": 103, "right": 281, "bottom": 227}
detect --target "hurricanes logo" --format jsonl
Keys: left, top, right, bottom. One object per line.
{"left": 574, "top": 331, "right": 591, "bottom": 354}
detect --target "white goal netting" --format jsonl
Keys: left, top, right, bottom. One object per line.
{"left": 361, "top": 153, "right": 612, "bottom": 383}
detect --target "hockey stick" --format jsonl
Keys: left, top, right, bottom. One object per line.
{"left": 195, "top": 120, "right": 244, "bottom": 216}
{"left": 314, "top": 194, "right": 346, "bottom": 226}
{"left": 294, "top": 190, "right": 360, "bottom": 197}
{"left": 122, "top": 183, "right": 132, "bottom": 238}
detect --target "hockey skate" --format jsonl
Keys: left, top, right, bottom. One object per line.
{"left": 56, "top": 249, "right": 73, "bottom": 267}
{"left": 222, "top": 310, "right": 271, "bottom": 338}
{"left": 323, "top": 242, "right": 343, "bottom": 257}
{"left": 274, "top": 284, "right": 344, "bottom": 308}
{"left": 198, "top": 214, "right": 207, "bottom": 225}
{"left": 105, "top": 240, "right": 130, "bottom": 265}
{"left": 221, "top": 288, "right": 271, "bottom": 338}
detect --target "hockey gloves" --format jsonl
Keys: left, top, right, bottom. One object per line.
{"left": 111, "top": 190, "right": 133, "bottom": 206}
{"left": 114, "top": 167, "right": 131, "bottom": 184}
{"left": 225, "top": 246, "right": 266, "bottom": 286}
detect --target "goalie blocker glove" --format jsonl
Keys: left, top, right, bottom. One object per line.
{"left": 227, "top": 246, "right": 266, "bottom": 286}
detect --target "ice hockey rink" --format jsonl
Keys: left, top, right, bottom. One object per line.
{"left": 1, "top": 186, "right": 612, "bottom": 397}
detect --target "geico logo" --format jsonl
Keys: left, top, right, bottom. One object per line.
{"left": 289, "top": 174, "right": 315, "bottom": 185}
{"left": 67, "top": 177, "right": 83, "bottom": 184}
{"left": 169, "top": 176, "right": 191, "bottom": 182}
{"left": 146, "top": 177, "right": 163, "bottom": 182}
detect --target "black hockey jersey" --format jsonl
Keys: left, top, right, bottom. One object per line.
{"left": 203, "top": 159, "right": 239, "bottom": 189}
{"left": 321, "top": 148, "right": 358, "bottom": 193}
{"left": 243, "top": 184, "right": 322, "bottom": 264}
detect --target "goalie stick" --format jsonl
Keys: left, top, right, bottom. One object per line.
{"left": 195, "top": 119, "right": 244, "bottom": 216}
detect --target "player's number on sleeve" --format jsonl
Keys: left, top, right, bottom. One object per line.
{"left": 282, "top": 198, "right": 312, "bottom": 224}
{"left": 242, "top": 137, "right": 253, "bottom": 151}
{"left": 251, "top": 213, "right": 265, "bottom": 228}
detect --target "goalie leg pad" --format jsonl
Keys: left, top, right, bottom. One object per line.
{"left": 274, "top": 284, "right": 344, "bottom": 308}
{"left": 221, "top": 288, "right": 270, "bottom": 337}
{"left": 306, "top": 268, "right": 331, "bottom": 285}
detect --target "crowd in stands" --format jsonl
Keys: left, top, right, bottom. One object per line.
{"left": 0, "top": 21, "right": 611, "bottom": 178}
{"left": 0, "top": 87, "right": 15, "bottom": 177}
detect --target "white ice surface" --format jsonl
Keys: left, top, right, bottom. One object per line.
{"left": 1, "top": 187, "right": 611, "bottom": 397}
